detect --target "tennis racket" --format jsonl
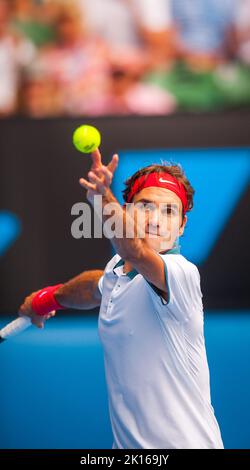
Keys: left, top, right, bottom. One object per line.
{"left": 0, "top": 316, "right": 32, "bottom": 342}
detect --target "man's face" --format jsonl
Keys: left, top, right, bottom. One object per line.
{"left": 131, "top": 187, "right": 187, "bottom": 253}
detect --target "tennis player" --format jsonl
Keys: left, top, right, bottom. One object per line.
{"left": 19, "top": 149, "right": 224, "bottom": 449}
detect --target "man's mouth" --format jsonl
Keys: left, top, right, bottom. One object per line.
{"left": 145, "top": 230, "right": 161, "bottom": 237}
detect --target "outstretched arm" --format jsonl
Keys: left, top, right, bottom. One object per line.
{"left": 19, "top": 269, "right": 103, "bottom": 328}
{"left": 55, "top": 269, "right": 103, "bottom": 310}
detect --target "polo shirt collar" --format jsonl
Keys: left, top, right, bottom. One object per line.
{"left": 113, "top": 243, "right": 180, "bottom": 279}
{"left": 113, "top": 258, "right": 138, "bottom": 279}
{"left": 161, "top": 245, "right": 181, "bottom": 255}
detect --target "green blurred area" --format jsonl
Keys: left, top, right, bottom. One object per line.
{"left": 11, "top": 19, "right": 55, "bottom": 47}
{"left": 145, "top": 62, "right": 250, "bottom": 112}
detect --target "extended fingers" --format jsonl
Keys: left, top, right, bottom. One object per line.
{"left": 107, "top": 154, "right": 119, "bottom": 174}
{"left": 90, "top": 166, "right": 113, "bottom": 188}
{"left": 88, "top": 171, "right": 107, "bottom": 194}
{"left": 80, "top": 151, "right": 116, "bottom": 195}
{"left": 91, "top": 149, "right": 102, "bottom": 169}
{"left": 79, "top": 177, "right": 96, "bottom": 191}
{"left": 32, "top": 310, "right": 56, "bottom": 328}
{"left": 99, "top": 166, "right": 113, "bottom": 186}
{"left": 43, "top": 311, "right": 56, "bottom": 320}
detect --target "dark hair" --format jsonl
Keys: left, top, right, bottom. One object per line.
{"left": 122, "top": 163, "right": 195, "bottom": 216}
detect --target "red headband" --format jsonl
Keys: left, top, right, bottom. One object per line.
{"left": 126, "top": 172, "right": 188, "bottom": 214}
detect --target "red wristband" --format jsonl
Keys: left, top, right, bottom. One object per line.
{"left": 31, "top": 284, "right": 65, "bottom": 316}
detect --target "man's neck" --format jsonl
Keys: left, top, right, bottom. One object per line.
{"left": 123, "top": 260, "right": 134, "bottom": 274}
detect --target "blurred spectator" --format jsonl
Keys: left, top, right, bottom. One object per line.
{"left": 234, "top": 0, "right": 250, "bottom": 64}
{"left": 83, "top": 65, "right": 176, "bottom": 116}
{"left": 137, "top": 0, "right": 237, "bottom": 71}
{"left": 171, "top": 0, "right": 237, "bottom": 70}
{"left": 78, "top": 0, "right": 175, "bottom": 72}
{"left": 0, "top": 0, "right": 250, "bottom": 117}
{"left": 31, "top": 3, "right": 111, "bottom": 116}
{"left": 28, "top": 2, "right": 175, "bottom": 116}
{"left": 11, "top": 0, "right": 55, "bottom": 47}
{"left": 0, "top": 0, "right": 36, "bottom": 116}
{"left": 134, "top": 0, "right": 176, "bottom": 68}
{"left": 78, "top": 0, "right": 144, "bottom": 49}
{"left": 19, "top": 63, "right": 63, "bottom": 117}
{"left": 106, "top": 65, "right": 176, "bottom": 115}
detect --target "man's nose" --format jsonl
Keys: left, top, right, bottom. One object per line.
{"left": 148, "top": 208, "right": 161, "bottom": 226}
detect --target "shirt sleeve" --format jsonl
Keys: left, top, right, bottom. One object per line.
{"left": 98, "top": 275, "right": 104, "bottom": 295}
{"left": 148, "top": 254, "right": 202, "bottom": 323}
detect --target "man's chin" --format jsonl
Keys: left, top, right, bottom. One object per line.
{"left": 145, "top": 237, "right": 173, "bottom": 253}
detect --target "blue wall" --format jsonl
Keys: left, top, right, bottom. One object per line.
{"left": 0, "top": 313, "right": 249, "bottom": 449}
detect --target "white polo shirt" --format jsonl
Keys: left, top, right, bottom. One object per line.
{"left": 97, "top": 248, "right": 224, "bottom": 449}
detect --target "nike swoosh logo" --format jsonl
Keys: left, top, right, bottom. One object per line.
{"left": 159, "top": 178, "right": 176, "bottom": 185}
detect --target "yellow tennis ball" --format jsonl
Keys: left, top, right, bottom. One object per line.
{"left": 72, "top": 125, "right": 101, "bottom": 153}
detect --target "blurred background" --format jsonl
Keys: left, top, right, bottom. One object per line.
{"left": 1, "top": 0, "right": 250, "bottom": 117}
{"left": 0, "top": 0, "right": 250, "bottom": 451}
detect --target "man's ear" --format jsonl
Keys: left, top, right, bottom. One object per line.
{"left": 179, "top": 215, "right": 187, "bottom": 237}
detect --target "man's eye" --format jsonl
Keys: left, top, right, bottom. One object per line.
{"left": 146, "top": 204, "right": 155, "bottom": 211}
{"left": 138, "top": 203, "right": 155, "bottom": 211}
{"left": 162, "top": 206, "right": 177, "bottom": 215}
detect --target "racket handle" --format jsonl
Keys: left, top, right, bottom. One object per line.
{"left": 0, "top": 316, "right": 32, "bottom": 340}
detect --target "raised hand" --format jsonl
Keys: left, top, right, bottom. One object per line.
{"left": 79, "top": 149, "right": 119, "bottom": 204}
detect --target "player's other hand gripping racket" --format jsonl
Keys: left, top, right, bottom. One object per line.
{"left": 0, "top": 286, "right": 62, "bottom": 342}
